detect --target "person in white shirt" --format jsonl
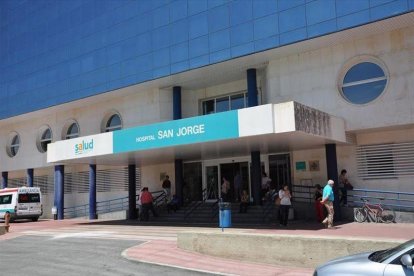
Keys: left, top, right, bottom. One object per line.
{"left": 278, "top": 185, "right": 292, "bottom": 226}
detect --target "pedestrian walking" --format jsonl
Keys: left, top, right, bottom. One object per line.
{"left": 321, "top": 180, "right": 335, "bottom": 229}
{"left": 314, "top": 184, "right": 324, "bottom": 223}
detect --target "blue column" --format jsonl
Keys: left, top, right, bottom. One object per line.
{"left": 251, "top": 151, "right": 261, "bottom": 205}
{"left": 27, "top": 168, "right": 34, "bottom": 187}
{"left": 247, "top": 68, "right": 258, "bottom": 107}
{"left": 325, "top": 144, "right": 341, "bottom": 221}
{"left": 173, "top": 86, "right": 183, "bottom": 205}
{"left": 173, "top": 86, "right": 182, "bottom": 120}
{"left": 89, "top": 164, "right": 97, "bottom": 220}
{"left": 174, "top": 159, "right": 183, "bottom": 205}
{"left": 1, "top": 172, "right": 8, "bottom": 189}
{"left": 128, "top": 164, "right": 137, "bottom": 219}
{"left": 54, "top": 165, "right": 64, "bottom": 220}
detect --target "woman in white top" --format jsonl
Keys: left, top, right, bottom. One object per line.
{"left": 278, "top": 185, "right": 292, "bottom": 226}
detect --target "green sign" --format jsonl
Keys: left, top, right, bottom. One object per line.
{"left": 113, "top": 111, "right": 239, "bottom": 153}
{"left": 295, "top": 161, "right": 306, "bottom": 171}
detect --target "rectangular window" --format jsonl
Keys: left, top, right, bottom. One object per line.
{"left": 202, "top": 99, "right": 215, "bottom": 115}
{"left": 230, "top": 94, "right": 245, "bottom": 110}
{"left": 216, "top": 96, "right": 229, "bottom": 113}
{"left": 0, "top": 195, "right": 12, "bottom": 205}
{"left": 201, "top": 91, "right": 247, "bottom": 115}
{"left": 18, "top": 193, "right": 40, "bottom": 203}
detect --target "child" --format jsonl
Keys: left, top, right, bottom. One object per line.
{"left": 239, "top": 190, "right": 249, "bottom": 213}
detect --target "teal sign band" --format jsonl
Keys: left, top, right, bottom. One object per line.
{"left": 113, "top": 111, "right": 239, "bottom": 153}
{"left": 0, "top": 209, "right": 15, "bottom": 214}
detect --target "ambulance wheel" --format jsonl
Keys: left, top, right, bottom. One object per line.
{"left": 31, "top": 217, "right": 39, "bottom": 222}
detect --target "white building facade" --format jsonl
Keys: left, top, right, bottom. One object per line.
{"left": 1, "top": 1, "right": 413, "bottom": 219}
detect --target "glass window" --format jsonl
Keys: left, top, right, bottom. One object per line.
{"left": 340, "top": 62, "right": 387, "bottom": 104}
{"left": 203, "top": 100, "right": 215, "bottom": 114}
{"left": 66, "top": 123, "right": 79, "bottom": 139}
{"left": 216, "top": 96, "right": 229, "bottom": 113}
{"left": 18, "top": 193, "right": 40, "bottom": 203}
{"left": 105, "top": 114, "right": 122, "bottom": 132}
{"left": 10, "top": 134, "right": 20, "bottom": 157}
{"left": 40, "top": 128, "right": 52, "bottom": 152}
{"left": 230, "top": 94, "right": 245, "bottom": 110}
{"left": 0, "top": 195, "right": 12, "bottom": 205}
{"left": 201, "top": 92, "right": 247, "bottom": 115}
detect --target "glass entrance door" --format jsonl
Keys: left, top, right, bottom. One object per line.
{"left": 205, "top": 166, "right": 219, "bottom": 200}
{"left": 183, "top": 162, "right": 202, "bottom": 203}
{"left": 220, "top": 162, "right": 249, "bottom": 202}
{"left": 269, "top": 154, "right": 291, "bottom": 190}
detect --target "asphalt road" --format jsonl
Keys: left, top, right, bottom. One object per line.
{"left": 0, "top": 235, "right": 211, "bottom": 276}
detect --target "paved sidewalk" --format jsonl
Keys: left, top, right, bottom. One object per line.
{"left": 2, "top": 219, "right": 414, "bottom": 276}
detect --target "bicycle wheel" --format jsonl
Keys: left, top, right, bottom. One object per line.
{"left": 379, "top": 208, "right": 396, "bottom": 223}
{"left": 354, "top": 207, "right": 367, "bottom": 223}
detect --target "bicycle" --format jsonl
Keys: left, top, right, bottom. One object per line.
{"left": 354, "top": 197, "right": 396, "bottom": 223}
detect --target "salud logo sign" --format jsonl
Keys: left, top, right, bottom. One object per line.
{"left": 113, "top": 111, "right": 239, "bottom": 153}
{"left": 75, "top": 139, "right": 94, "bottom": 155}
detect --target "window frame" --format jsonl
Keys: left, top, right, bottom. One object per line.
{"left": 101, "top": 111, "right": 123, "bottom": 133}
{"left": 200, "top": 90, "right": 248, "bottom": 115}
{"left": 105, "top": 114, "right": 122, "bottom": 132}
{"left": 36, "top": 126, "right": 52, "bottom": 153}
{"left": 65, "top": 122, "right": 80, "bottom": 140}
{"left": 338, "top": 56, "right": 389, "bottom": 105}
{"left": 7, "top": 132, "right": 20, "bottom": 157}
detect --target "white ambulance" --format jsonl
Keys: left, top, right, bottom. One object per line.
{"left": 0, "top": 187, "right": 43, "bottom": 222}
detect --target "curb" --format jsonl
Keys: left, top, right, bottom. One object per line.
{"left": 121, "top": 242, "right": 235, "bottom": 276}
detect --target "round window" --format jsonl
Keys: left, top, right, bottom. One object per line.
{"left": 7, "top": 133, "right": 20, "bottom": 157}
{"left": 340, "top": 60, "right": 388, "bottom": 104}
{"left": 36, "top": 126, "right": 53, "bottom": 153}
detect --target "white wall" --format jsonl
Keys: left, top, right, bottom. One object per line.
{"left": 0, "top": 87, "right": 170, "bottom": 172}
{"left": 141, "top": 162, "right": 175, "bottom": 194}
{"left": 264, "top": 26, "right": 414, "bottom": 132}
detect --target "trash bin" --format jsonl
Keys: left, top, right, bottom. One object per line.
{"left": 219, "top": 202, "right": 231, "bottom": 228}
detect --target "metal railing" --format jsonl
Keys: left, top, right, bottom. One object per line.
{"left": 291, "top": 184, "right": 414, "bottom": 212}
{"left": 184, "top": 188, "right": 207, "bottom": 220}
{"left": 348, "top": 189, "right": 414, "bottom": 212}
{"left": 291, "top": 185, "right": 314, "bottom": 204}
{"left": 64, "top": 203, "right": 89, "bottom": 218}
{"left": 97, "top": 196, "right": 129, "bottom": 214}
{"left": 262, "top": 190, "right": 278, "bottom": 222}
{"left": 152, "top": 190, "right": 167, "bottom": 207}
{"left": 64, "top": 190, "right": 164, "bottom": 219}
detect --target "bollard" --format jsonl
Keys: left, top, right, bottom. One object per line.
{"left": 4, "top": 212, "right": 10, "bottom": 233}
{"left": 52, "top": 206, "right": 57, "bottom": 220}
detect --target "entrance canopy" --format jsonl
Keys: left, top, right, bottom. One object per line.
{"left": 47, "top": 102, "right": 347, "bottom": 166}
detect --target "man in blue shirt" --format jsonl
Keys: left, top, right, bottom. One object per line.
{"left": 320, "top": 180, "right": 335, "bottom": 228}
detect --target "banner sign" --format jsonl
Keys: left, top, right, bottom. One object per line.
{"left": 113, "top": 111, "right": 239, "bottom": 153}
{"left": 47, "top": 133, "right": 113, "bottom": 162}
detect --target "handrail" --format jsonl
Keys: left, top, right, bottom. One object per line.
{"left": 291, "top": 185, "right": 414, "bottom": 212}
{"left": 184, "top": 188, "right": 207, "bottom": 220}
{"left": 349, "top": 189, "right": 414, "bottom": 212}
{"left": 262, "top": 190, "right": 278, "bottom": 222}
{"left": 152, "top": 190, "right": 167, "bottom": 207}
{"left": 64, "top": 203, "right": 89, "bottom": 218}
{"left": 64, "top": 190, "right": 161, "bottom": 219}
{"left": 210, "top": 199, "right": 219, "bottom": 219}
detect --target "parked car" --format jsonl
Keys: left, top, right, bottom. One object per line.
{"left": 314, "top": 239, "right": 414, "bottom": 276}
